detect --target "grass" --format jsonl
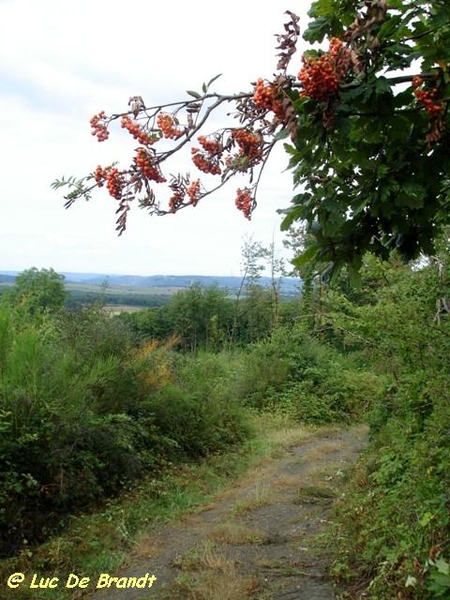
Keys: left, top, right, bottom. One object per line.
{"left": 229, "top": 486, "right": 274, "bottom": 517}
{"left": 172, "top": 541, "right": 233, "bottom": 572}
{"left": 293, "top": 485, "right": 338, "bottom": 505}
{"left": 291, "top": 438, "right": 346, "bottom": 464}
{"left": 167, "top": 541, "right": 265, "bottom": 599}
{"left": 254, "top": 557, "right": 311, "bottom": 577}
{"left": 207, "top": 523, "right": 266, "bottom": 545}
{"left": 0, "top": 412, "right": 313, "bottom": 600}
{"left": 168, "top": 520, "right": 335, "bottom": 600}
{"left": 166, "top": 569, "right": 263, "bottom": 600}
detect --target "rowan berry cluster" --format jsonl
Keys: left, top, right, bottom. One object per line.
{"left": 106, "top": 168, "right": 125, "bottom": 199}
{"left": 252, "top": 78, "right": 285, "bottom": 121}
{"left": 328, "top": 38, "right": 349, "bottom": 77}
{"left": 198, "top": 135, "right": 222, "bottom": 155}
{"left": 90, "top": 111, "right": 109, "bottom": 141}
{"left": 93, "top": 165, "right": 110, "bottom": 187}
{"left": 232, "top": 129, "right": 263, "bottom": 165}
{"left": 168, "top": 189, "right": 185, "bottom": 212}
{"left": 412, "top": 76, "right": 443, "bottom": 118}
{"left": 235, "top": 188, "right": 254, "bottom": 220}
{"left": 167, "top": 176, "right": 202, "bottom": 211}
{"left": 121, "top": 116, "right": 155, "bottom": 146}
{"left": 298, "top": 38, "right": 348, "bottom": 102}
{"left": 135, "top": 147, "right": 166, "bottom": 182}
{"left": 187, "top": 179, "right": 201, "bottom": 206}
{"left": 157, "top": 113, "right": 184, "bottom": 139}
{"left": 191, "top": 147, "right": 222, "bottom": 175}
{"left": 94, "top": 164, "right": 128, "bottom": 200}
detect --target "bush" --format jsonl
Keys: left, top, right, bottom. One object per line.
{"left": 0, "top": 312, "right": 157, "bottom": 555}
{"left": 235, "top": 325, "right": 383, "bottom": 423}
{"left": 0, "top": 307, "right": 251, "bottom": 557}
{"left": 143, "top": 352, "right": 251, "bottom": 457}
{"left": 331, "top": 370, "right": 450, "bottom": 598}
{"left": 56, "top": 304, "right": 137, "bottom": 362}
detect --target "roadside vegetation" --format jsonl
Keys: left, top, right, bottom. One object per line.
{"left": 1, "top": 241, "right": 450, "bottom": 598}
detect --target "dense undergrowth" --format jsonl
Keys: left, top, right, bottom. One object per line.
{"left": 0, "top": 306, "right": 245, "bottom": 557}
{"left": 0, "top": 290, "right": 378, "bottom": 560}
{"left": 326, "top": 256, "right": 450, "bottom": 599}
{"left": 1, "top": 251, "right": 450, "bottom": 599}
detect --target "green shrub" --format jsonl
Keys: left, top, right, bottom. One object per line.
{"left": 331, "top": 371, "right": 450, "bottom": 599}
{"left": 235, "top": 325, "right": 383, "bottom": 423}
{"left": 0, "top": 308, "right": 251, "bottom": 557}
{"left": 144, "top": 352, "right": 251, "bottom": 457}
{"left": 56, "top": 304, "right": 136, "bottom": 363}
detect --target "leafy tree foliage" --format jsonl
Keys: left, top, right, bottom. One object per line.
{"left": 118, "top": 239, "right": 292, "bottom": 349}
{"left": 166, "top": 283, "right": 233, "bottom": 352}
{"left": 283, "top": 0, "right": 450, "bottom": 275}
{"left": 53, "top": 1, "right": 450, "bottom": 275}
{"left": 9, "top": 267, "right": 66, "bottom": 316}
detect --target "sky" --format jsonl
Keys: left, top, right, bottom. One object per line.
{"left": 0, "top": 0, "right": 310, "bottom": 277}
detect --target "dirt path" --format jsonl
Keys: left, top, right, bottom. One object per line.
{"left": 88, "top": 424, "right": 367, "bottom": 600}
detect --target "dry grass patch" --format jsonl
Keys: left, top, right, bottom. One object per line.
{"left": 293, "top": 439, "right": 345, "bottom": 463}
{"left": 303, "top": 463, "right": 347, "bottom": 485}
{"left": 172, "top": 540, "right": 234, "bottom": 573}
{"left": 269, "top": 473, "right": 304, "bottom": 489}
{"left": 167, "top": 569, "right": 263, "bottom": 600}
{"left": 265, "top": 426, "right": 311, "bottom": 452}
{"left": 168, "top": 540, "right": 264, "bottom": 600}
{"left": 129, "top": 535, "right": 160, "bottom": 560}
{"left": 293, "top": 484, "right": 337, "bottom": 505}
{"left": 207, "top": 522, "right": 266, "bottom": 545}
{"left": 255, "top": 557, "right": 310, "bottom": 577}
{"left": 194, "top": 501, "right": 218, "bottom": 513}
{"left": 229, "top": 486, "right": 274, "bottom": 516}
{"left": 300, "top": 484, "right": 337, "bottom": 498}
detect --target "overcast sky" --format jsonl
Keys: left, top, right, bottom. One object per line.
{"left": 0, "top": 0, "right": 310, "bottom": 276}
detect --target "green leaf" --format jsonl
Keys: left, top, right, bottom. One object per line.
{"left": 433, "top": 557, "right": 450, "bottom": 576}
{"left": 206, "top": 73, "right": 222, "bottom": 88}
{"left": 377, "top": 164, "right": 391, "bottom": 177}
{"left": 280, "top": 202, "right": 307, "bottom": 230}
{"left": 274, "top": 128, "right": 289, "bottom": 142}
{"left": 292, "top": 244, "right": 321, "bottom": 268}
{"left": 307, "top": 0, "right": 334, "bottom": 18}
{"left": 375, "top": 76, "right": 392, "bottom": 95}
{"left": 427, "top": 571, "right": 450, "bottom": 593}
{"left": 347, "top": 264, "right": 362, "bottom": 288}
{"left": 303, "top": 15, "right": 334, "bottom": 43}
{"left": 387, "top": 0, "right": 405, "bottom": 8}
{"left": 186, "top": 90, "right": 201, "bottom": 99}
{"left": 376, "top": 15, "right": 403, "bottom": 42}
{"left": 419, "top": 511, "right": 434, "bottom": 527}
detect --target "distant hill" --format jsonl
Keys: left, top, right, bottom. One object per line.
{"left": 62, "top": 273, "right": 301, "bottom": 294}
{"left": 0, "top": 273, "right": 16, "bottom": 283}
{"left": 0, "top": 271, "right": 302, "bottom": 296}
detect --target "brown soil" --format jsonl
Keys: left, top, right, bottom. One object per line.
{"left": 86, "top": 424, "right": 367, "bottom": 600}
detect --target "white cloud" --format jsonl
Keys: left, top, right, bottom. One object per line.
{"left": 0, "top": 0, "right": 310, "bottom": 276}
